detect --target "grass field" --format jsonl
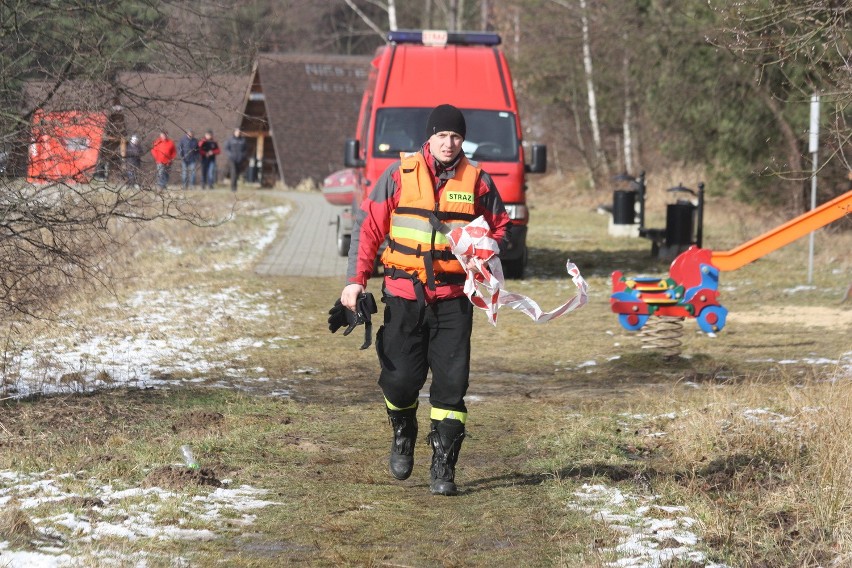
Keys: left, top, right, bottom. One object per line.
{"left": 0, "top": 177, "right": 850, "bottom": 567}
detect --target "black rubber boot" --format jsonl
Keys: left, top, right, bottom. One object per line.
{"left": 428, "top": 418, "right": 465, "bottom": 496}
{"left": 387, "top": 407, "right": 418, "bottom": 480}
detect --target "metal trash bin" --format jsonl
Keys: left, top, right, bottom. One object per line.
{"left": 612, "top": 190, "right": 636, "bottom": 225}
{"left": 665, "top": 200, "right": 695, "bottom": 246}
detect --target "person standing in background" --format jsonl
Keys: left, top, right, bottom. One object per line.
{"left": 199, "top": 130, "right": 220, "bottom": 190}
{"left": 177, "top": 129, "right": 200, "bottom": 189}
{"left": 224, "top": 128, "right": 247, "bottom": 192}
{"left": 124, "top": 134, "right": 142, "bottom": 188}
{"left": 150, "top": 130, "right": 176, "bottom": 190}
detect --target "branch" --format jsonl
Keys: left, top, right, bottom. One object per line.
{"left": 342, "top": 0, "right": 386, "bottom": 40}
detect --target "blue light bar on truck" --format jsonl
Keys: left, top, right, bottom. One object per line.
{"left": 388, "top": 29, "right": 502, "bottom": 47}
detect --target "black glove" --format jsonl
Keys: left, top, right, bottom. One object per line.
{"left": 328, "top": 293, "right": 378, "bottom": 349}
{"left": 328, "top": 299, "right": 356, "bottom": 335}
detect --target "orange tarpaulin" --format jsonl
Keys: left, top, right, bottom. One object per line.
{"left": 28, "top": 109, "right": 107, "bottom": 183}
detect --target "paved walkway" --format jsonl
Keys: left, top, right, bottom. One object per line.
{"left": 255, "top": 191, "right": 349, "bottom": 278}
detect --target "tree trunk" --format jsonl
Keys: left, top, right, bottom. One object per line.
{"left": 580, "top": 0, "right": 608, "bottom": 181}
{"left": 570, "top": 87, "right": 595, "bottom": 189}
{"left": 480, "top": 0, "right": 489, "bottom": 30}
{"left": 422, "top": 0, "right": 432, "bottom": 29}
{"left": 571, "top": 94, "right": 587, "bottom": 156}
{"left": 512, "top": 6, "right": 520, "bottom": 60}
{"left": 751, "top": 71, "right": 805, "bottom": 210}
{"left": 342, "top": 0, "right": 384, "bottom": 39}
{"left": 622, "top": 32, "right": 634, "bottom": 175}
{"left": 447, "top": 0, "right": 458, "bottom": 31}
{"left": 388, "top": 0, "right": 398, "bottom": 31}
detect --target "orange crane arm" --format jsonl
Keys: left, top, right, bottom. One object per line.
{"left": 710, "top": 190, "right": 852, "bottom": 272}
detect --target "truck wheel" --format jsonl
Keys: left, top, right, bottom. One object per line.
{"left": 336, "top": 221, "right": 351, "bottom": 257}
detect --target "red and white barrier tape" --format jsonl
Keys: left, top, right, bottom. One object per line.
{"left": 445, "top": 216, "right": 589, "bottom": 325}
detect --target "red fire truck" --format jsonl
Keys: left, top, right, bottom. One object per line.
{"left": 323, "top": 29, "right": 546, "bottom": 278}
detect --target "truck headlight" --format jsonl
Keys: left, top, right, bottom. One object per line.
{"left": 504, "top": 204, "right": 528, "bottom": 222}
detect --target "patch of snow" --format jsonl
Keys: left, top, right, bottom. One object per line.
{"left": 742, "top": 408, "right": 793, "bottom": 425}
{"left": 0, "top": 470, "right": 280, "bottom": 566}
{"left": 3, "top": 285, "right": 286, "bottom": 398}
{"left": 782, "top": 285, "right": 816, "bottom": 294}
{"left": 0, "top": 204, "right": 296, "bottom": 565}
{"left": 568, "top": 483, "right": 728, "bottom": 568}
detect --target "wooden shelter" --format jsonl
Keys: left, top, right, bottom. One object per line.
{"left": 242, "top": 53, "right": 371, "bottom": 188}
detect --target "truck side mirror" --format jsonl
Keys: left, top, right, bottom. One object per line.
{"left": 525, "top": 144, "right": 547, "bottom": 174}
{"left": 344, "top": 139, "right": 366, "bottom": 168}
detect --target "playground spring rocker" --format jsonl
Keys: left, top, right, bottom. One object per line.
{"left": 609, "top": 177, "right": 852, "bottom": 358}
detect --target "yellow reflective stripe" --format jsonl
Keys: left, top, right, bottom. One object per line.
{"left": 393, "top": 215, "right": 468, "bottom": 233}
{"left": 385, "top": 397, "right": 418, "bottom": 411}
{"left": 431, "top": 407, "right": 467, "bottom": 424}
{"left": 390, "top": 225, "right": 450, "bottom": 245}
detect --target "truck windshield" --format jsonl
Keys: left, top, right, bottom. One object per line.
{"left": 372, "top": 108, "right": 519, "bottom": 162}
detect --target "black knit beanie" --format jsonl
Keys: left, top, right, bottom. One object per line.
{"left": 425, "top": 104, "right": 466, "bottom": 139}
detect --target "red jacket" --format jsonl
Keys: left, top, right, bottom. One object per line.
{"left": 348, "top": 143, "right": 511, "bottom": 303}
{"left": 151, "top": 137, "right": 177, "bottom": 165}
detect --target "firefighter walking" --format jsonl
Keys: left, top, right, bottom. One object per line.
{"left": 337, "top": 104, "right": 511, "bottom": 495}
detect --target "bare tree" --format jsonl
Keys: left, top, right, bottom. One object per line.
{"left": 344, "top": 0, "right": 470, "bottom": 35}
{"left": 480, "top": 0, "right": 490, "bottom": 31}
{"left": 622, "top": 31, "right": 635, "bottom": 175}
{"left": 547, "top": 0, "right": 610, "bottom": 186}
{"left": 388, "top": 0, "right": 398, "bottom": 30}
{"left": 421, "top": 0, "right": 433, "bottom": 29}
{"left": 447, "top": 0, "right": 460, "bottom": 31}
{"left": 711, "top": 1, "right": 852, "bottom": 207}
{"left": 580, "top": 0, "right": 609, "bottom": 182}
{"left": 343, "top": 0, "right": 387, "bottom": 38}
{"left": 0, "top": 1, "right": 237, "bottom": 322}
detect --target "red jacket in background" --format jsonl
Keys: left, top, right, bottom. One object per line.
{"left": 151, "top": 137, "right": 177, "bottom": 165}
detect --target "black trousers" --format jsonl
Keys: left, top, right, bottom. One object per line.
{"left": 376, "top": 295, "right": 473, "bottom": 413}
{"left": 228, "top": 159, "right": 241, "bottom": 191}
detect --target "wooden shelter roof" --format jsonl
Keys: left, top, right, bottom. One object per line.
{"left": 251, "top": 53, "right": 371, "bottom": 187}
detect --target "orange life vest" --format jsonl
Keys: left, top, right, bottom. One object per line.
{"left": 381, "top": 152, "right": 480, "bottom": 290}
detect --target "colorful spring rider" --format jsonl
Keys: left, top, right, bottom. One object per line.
{"left": 611, "top": 246, "right": 725, "bottom": 334}
{"left": 610, "top": 189, "right": 852, "bottom": 356}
